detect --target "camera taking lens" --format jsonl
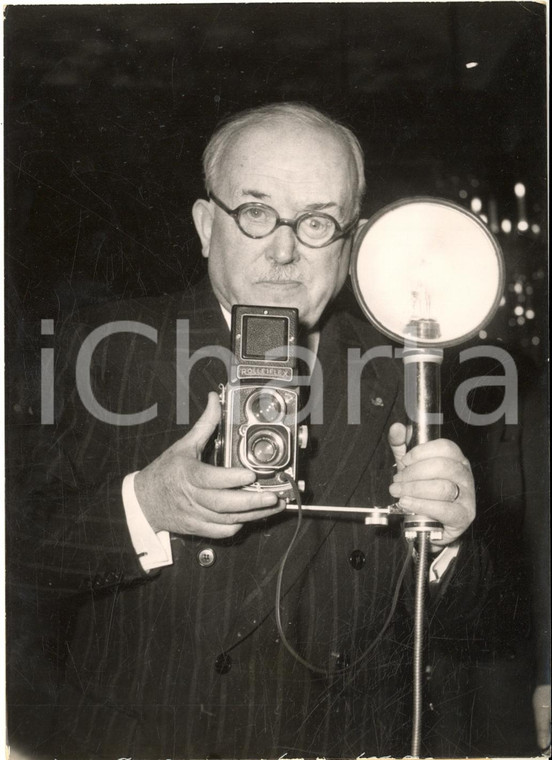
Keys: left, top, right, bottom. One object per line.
{"left": 243, "top": 425, "right": 290, "bottom": 473}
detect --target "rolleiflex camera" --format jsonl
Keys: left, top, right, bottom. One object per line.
{"left": 215, "top": 305, "right": 308, "bottom": 499}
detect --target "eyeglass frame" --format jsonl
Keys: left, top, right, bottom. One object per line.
{"left": 208, "top": 192, "right": 359, "bottom": 249}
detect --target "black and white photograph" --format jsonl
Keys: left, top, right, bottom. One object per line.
{"left": 4, "top": 2, "right": 549, "bottom": 758}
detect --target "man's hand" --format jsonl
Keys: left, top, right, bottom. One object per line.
{"left": 134, "top": 392, "right": 284, "bottom": 539}
{"left": 387, "top": 422, "right": 475, "bottom": 547}
{"left": 533, "top": 683, "right": 551, "bottom": 751}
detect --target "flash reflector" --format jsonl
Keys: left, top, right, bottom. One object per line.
{"left": 350, "top": 198, "right": 504, "bottom": 347}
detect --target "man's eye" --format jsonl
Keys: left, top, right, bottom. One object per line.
{"left": 304, "top": 216, "right": 333, "bottom": 237}
{"left": 308, "top": 218, "right": 325, "bottom": 230}
{"left": 243, "top": 207, "right": 270, "bottom": 223}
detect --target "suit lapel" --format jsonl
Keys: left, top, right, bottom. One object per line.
{"left": 307, "top": 307, "right": 400, "bottom": 507}
{"left": 148, "top": 279, "right": 232, "bottom": 428}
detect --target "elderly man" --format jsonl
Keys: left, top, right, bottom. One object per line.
{"left": 13, "top": 103, "right": 484, "bottom": 759}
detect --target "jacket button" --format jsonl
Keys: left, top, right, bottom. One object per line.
{"left": 349, "top": 549, "right": 366, "bottom": 570}
{"left": 335, "top": 652, "right": 351, "bottom": 669}
{"left": 214, "top": 653, "right": 232, "bottom": 674}
{"left": 197, "top": 548, "right": 216, "bottom": 567}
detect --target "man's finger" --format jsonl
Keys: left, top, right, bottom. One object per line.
{"left": 390, "top": 478, "right": 464, "bottom": 504}
{"left": 393, "top": 494, "right": 469, "bottom": 527}
{"left": 191, "top": 461, "right": 257, "bottom": 490}
{"left": 393, "top": 457, "right": 471, "bottom": 487}
{"left": 401, "top": 437, "right": 466, "bottom": 466}
{"left": 388, "top": 422, "right": 407, "bottom": 469}
{"left": 199, "top": 485, "right": 280, "bottom": 514}
{"left": 188, "top": 502, "right": 285, "bottom": 537}
{"left": 199, "top": 501, "right": 285, "bottom": 525}
{"left": 176, "top": 391, "right": 221, "bottom": 454}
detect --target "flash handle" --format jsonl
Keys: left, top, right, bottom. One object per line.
{"left": 402, "top": 346, "right": 443, "bottom": 446}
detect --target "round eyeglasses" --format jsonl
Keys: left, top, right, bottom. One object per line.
{"left": 209, "top": 193, "right": 358, "bottom": 249}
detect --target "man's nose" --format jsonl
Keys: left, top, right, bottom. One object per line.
{"left": 266, "top": 224, "right": 299, "bottom": 265}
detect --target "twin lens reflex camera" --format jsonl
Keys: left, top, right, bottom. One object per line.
{"left": 214, "top": 305, "right": 308, "bottom": 499}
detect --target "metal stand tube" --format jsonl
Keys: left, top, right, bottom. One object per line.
{"left": 411, "top": 531, "right": 429, "bottom": 758}
{"left": 402, "top": 344, "right": 444, "bottom": 757}
{"left": 404, "top": 352, "right": 442, "bottom": 445}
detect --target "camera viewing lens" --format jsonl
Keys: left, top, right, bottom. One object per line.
{"left": 248, "top": 390, "right": 284, "bottom": 423}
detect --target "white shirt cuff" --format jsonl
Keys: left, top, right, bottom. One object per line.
{"left": 429, "top": 543, "right": 461, "bottom": 583}
{"left": 122, "top": 472, "right": 173, "bottom": 571}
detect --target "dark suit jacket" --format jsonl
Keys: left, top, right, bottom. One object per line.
{"left": 10, "top": 279, "right": 490, "bottom": 759}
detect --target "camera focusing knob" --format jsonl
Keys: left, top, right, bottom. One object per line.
{"left": 298, "top": 425, "right": 308, "bottom": 449}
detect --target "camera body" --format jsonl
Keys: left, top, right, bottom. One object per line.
{"left": 215, "top": 305, "right": 307, "bottom": 499}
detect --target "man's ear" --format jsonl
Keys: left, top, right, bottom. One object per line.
{"left": 355, "top": 218, "right": 369, "bottom": 234}
{"left": 348, "top": 218, "right": 368, "bottom": 275}
{"left": 192, "top": 198, "right": 214, "bottom": 258}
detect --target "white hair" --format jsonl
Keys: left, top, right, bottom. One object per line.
{"left": 202, "top": 102, "right": 365, "bottom": 216}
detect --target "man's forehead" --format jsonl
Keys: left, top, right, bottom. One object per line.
{"left": 219, "top": 121, "right": 356, "bottom": 207}
{"left": 225, "top": 120, "right": 349, "bottom": 163}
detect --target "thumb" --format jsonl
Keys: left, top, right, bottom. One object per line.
{"left": 184, "top": 391, "right": 222, "bottom": 456}
{"left": 388, "top": 422, "right": 408, "bottom": 470}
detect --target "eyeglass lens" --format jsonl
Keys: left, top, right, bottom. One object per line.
{"left": 238, "top": 204, "right": 337, "bottom": 246}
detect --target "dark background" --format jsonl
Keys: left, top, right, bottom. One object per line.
{"left": 4, "top": 3, "right": 549, "bottom": 757}
{"left": 5, "top": 2, "right": 547, "bottom": 351}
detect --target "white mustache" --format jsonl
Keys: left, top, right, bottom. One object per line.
{"left": 256, "top": 265, "right": 301, "bottom": 282}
